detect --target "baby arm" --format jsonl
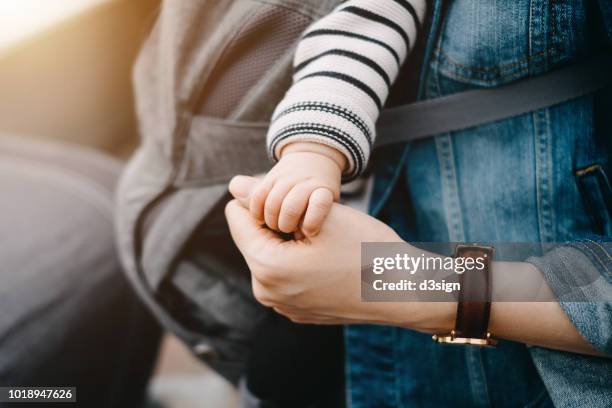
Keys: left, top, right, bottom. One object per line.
{"left": 251, "top": 0, "right": 426, "bottom": 236}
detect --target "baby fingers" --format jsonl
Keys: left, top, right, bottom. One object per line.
{"left": 302, "top": 188, "right": 334, "bottom": 237}
{"left": 278, "top": 183, "right": 314, "bottom": 233}
{"left": 264, "top": 180, "right": 295, "bottom": 231}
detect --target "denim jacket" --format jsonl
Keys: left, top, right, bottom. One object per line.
{"left": 347, "top": 0, "right": 612, "bottom": 407}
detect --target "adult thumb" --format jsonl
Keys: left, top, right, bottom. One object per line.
{"left": 228, "top": 175, "right": 259, "bottom": 208}
{"left": 225, "top": 199, "right": 280, "bottom": 251}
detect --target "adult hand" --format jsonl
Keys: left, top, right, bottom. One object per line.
{"left": 227, "top": 176, "right": 606, "bottom": 357}
{"left": 226, "top": 175, "right": 454, "bottom": 331}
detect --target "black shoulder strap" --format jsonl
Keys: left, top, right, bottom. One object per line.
{"left": 375, "top": 54, "right": 612, "bottom": 147}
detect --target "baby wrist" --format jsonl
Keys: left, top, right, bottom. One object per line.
{"left": 280, "top": 142, "right": 348, "bottom": 174}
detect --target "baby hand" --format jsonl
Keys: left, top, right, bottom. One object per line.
{"left": 250, "top": 142, "right": 346, "bottom": 237}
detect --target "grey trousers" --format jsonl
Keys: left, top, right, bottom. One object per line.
{"left": 0, "top": 137, "right": 161, "bottom": 408}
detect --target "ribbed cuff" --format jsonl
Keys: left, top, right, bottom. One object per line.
{"left": 267, "top": 98, "right": 377, "bottom": 182}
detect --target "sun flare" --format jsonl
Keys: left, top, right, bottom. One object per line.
{"left": 0, "top": 0, "right": 108, "bottom": 52}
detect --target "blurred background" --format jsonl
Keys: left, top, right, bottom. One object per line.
{"left": 0, "top": 0, "right": 154, "bottom": 156}
{"left": 0, "top": 1, "right": 238, "bottom": 407}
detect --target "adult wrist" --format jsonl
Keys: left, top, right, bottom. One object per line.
{"left": 403, "top": 301, "right": 457, "bottom": 334}
{"left": 373, "top": 243, "right": 457, "bottom": 333}
{"left": 371, "top": 301, "right": 455, "bottom": 334}
{"left": 374, "top": 243, "right": 466, "bottom": 334}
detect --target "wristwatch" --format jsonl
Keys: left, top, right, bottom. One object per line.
{"left": 433, "top": 244, "right": 497, "bottom": 346}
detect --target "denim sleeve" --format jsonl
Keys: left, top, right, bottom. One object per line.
{"left": 527, "top": 235, "right": 612, "bottom": 356}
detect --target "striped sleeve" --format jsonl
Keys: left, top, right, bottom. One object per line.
{"left": 266, "top": 0, "right": 427, "bottom": 181}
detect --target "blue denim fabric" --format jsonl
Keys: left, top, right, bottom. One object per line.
{"left": 346, "top": 0, "right": 612, "bottom": 407}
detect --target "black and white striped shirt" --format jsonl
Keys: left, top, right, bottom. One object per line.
{"left": 267, "top": 0, "right": 426, "bottom": 180}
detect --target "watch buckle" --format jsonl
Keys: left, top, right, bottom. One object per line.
{"left": 432, "top": 330, "right": 498, "bottom": 346}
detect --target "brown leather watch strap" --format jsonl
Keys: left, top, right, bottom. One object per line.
{"left": 454, "top": 245, "right": 494, "bottom": 339}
